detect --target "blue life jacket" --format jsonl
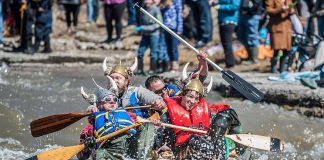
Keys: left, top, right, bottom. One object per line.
{"left": 166, "top": 84, "right": 181, "bottom": 97}
{"left": 93, "top": 109, "right": 137, "bottom": 139}
{"left": 129, "top": 92, "right": 150, "bottom": 118}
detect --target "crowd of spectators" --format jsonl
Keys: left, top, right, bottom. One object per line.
{"left": 0, "top": 0, "right": 323, "bottom": 74}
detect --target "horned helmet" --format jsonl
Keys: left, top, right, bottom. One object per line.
{"left": 80, "top": 76, "right": 119, "bottom": 105}
{"left": 102, "top": 57, "right": 138, "bottom": 79}
{"left": 181, "top": 62, "right": 213, "bottom": 97}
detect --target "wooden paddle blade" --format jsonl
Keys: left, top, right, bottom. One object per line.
{"left": 30, "top": 113, "right": 90, "bottom": 137}
{"left": 221, "top": 70, "right": 264, "bottom": 103}
{"left": 225, "top": 134, "right": 284, "bottom": 152}
{"left": 35, "top": 144, "right": 85, "bottom": 160}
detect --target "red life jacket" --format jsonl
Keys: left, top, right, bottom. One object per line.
{"left": 165, "top": 97, "right": 211, "bottom": 146}
{"left": 165, "top": 97, "right": 231, "bottom": 146}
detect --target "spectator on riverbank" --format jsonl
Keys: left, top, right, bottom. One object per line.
{"left": 314, "top": 0, "right": 324, "bottom": 38}
{"left": 136, "top": 0, "right": 162, "bottom": 75}
{"left": 60, "top": 0, "right": 81, "bottom": 34}
{"left": 265, "top": 0, "right": 294, "bottom": 73}
{"left": 102, "top": 0, "right": 126, "bottom": 47}
{"left": 237, "top": 0, "right": 264, "bottom": 65}
{"left": 87, "top": 0, "right": 99, "bottom": 25}
{"left": 210, "top": 0, "right": 241, "bottom": 68}
{"left": 187, "top": 0, "right": 212, "bottom": 48}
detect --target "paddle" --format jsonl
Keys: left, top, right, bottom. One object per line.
{"left": 30, "top": 123, "right": 141, "bottom": 160}
{"left": 137, "top": 117, "right": 284, "bottom": 152}
{"left": 28, "top": 113, "right": 160, "bottom": 160}
{"left": 30, "top": 112, "right": 91, "bottom": 137}
{"left": 30, "top": 105, "right": 151, "bottom": 137}
{"left": 134, "top": 3, "right": 264, "bottom": 103}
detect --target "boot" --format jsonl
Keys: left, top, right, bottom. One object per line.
{"left": 270, "top": 58, "right": 278, "bottom": 73}
{"left": 279, "top": 53, "right": 289, "bottom": 73}
{"left": 136, "top": 59, "right": 145, "bottom": 76}
{"left": 33, "top": 40, "right": 41, "bottom": 53}
{"left": 43, "top": 39, "right": 52, "bottom": 54}
{"left": 162, "top": 60, "right": 169, "bottom": 73}
{"left": 251, "top": 47, "right": 259, "bottom": 63}
{"left": 156, "top": 60, "right": 163, "bottom": 73}
{"left": 170, "top": 61, "right": 179, "bottom": 72}
{"left": 242, "top": 47, "right": 258, "bottom": 65}
{"left": 147, "top": 60, "right": 157, "bottom": 75}
{"left": 24, "top": 41, "right": 35, "bottom": 55}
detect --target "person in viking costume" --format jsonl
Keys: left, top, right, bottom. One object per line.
{"left": 77, "top": 76, "right": 137, "bottom": 160}
{"left": 100, "top": 57, "right": 166, "bottom": 159}
{"left": 151, "top": 67, "right": 242, "bottom": 159}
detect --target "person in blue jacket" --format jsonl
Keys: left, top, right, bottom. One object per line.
{"left": 210, "top": 0, "right": 241, "bottom": 68}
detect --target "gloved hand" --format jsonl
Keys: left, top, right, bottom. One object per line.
{"left": 84, "top": 136, "right": 96, "bottom": 148}
{"left": 135, "top": 26, "right": 142, "bottom": 32}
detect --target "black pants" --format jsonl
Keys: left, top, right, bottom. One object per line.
{"left": 64, "top": 4, "right": 80, "bottom": 27}
{"left": 104, "top": 3, "right": 126, "bottom": 40}
{"left": 219, "top": 24, "right": 236, "bottom": 67}
{"left": 188, "top": 0, "right": 212, "bottom": 42}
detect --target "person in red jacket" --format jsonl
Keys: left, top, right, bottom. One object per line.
{"left": 152, "top": 72, "right": 241, "bottom": 159}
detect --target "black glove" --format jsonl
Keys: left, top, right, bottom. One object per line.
{"left": 84, "top": 136, "right": 96, "bottom": 148}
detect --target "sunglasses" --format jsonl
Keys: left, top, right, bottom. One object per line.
{"left": 101, "top": 96, "right": 118, "bottom": 103}
{"left": 154, "top": 86, "right": 167, "bottom": 94}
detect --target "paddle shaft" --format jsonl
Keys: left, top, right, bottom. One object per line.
{"left": 135, "top": 3, "right": 222, "bottom": 71}
{"left": 125, "top": 105, "right": 151, "bottom": 110}
{"left": 149, "top": 121, "right": 283, "bottom": 152}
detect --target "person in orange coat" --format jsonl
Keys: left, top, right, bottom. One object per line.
{"left": 265, "top": 0, "right": 296, "bottom": 73}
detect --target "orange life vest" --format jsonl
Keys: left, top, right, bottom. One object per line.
{"left": 165, "top": 97, "right": 211, "bottom": 146}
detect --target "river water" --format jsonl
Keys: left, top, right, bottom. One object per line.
{"left": 0, "top": 65, "right": 323, "bottom": 160}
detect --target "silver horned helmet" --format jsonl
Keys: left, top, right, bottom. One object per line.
{"left": 80, "top": 76, "right": 119, "bottom": 105}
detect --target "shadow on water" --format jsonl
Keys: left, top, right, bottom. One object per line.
{"left": 0, "top": 66, "right": 323, "bottom": 159}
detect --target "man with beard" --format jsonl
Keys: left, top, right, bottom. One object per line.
{"left": 151, "top": 72, "right": 242, "bottom": 159}
{"left": 98, "top": 58, "right": 166, "bottom": 159}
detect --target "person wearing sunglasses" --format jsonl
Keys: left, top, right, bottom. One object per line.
{"left": 145, "top": 51, "right": 209, "bottom": 98}
{"left": 77, "top": 78, "right": 137, "bottom": 160}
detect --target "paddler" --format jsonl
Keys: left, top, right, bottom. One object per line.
{"left": 77, "top": 76, "right": 137, "bottom": 160}
{"left": 151, "top": 67, "right": 243, "bottom": 159}
{"left": 99, "top": 58, "right": 166, "bottom": 159}
{"left": 144, "top": 51, "right": 209, "bottom": 99}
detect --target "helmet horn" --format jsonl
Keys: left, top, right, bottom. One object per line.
{"left": 106, "top": 75, "right": 119, "bottom": 94}
{"left": 92, "top": 78, "right": 103, "bottom": 88}
{"left": 182, "top": 62, "right": 190, "bottom": 80}
{"left": 129, "top": 57, "right": 138, "bottom": 72}
{"left": 80, "top": 86, "right": 89, "bottom": 99}
{"left": 102, "top": 57, "right": 108, "bottom": 73}
{"left": 206, "top": 76, "right": 213, "bottom": 93}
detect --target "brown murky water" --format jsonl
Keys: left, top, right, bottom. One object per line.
{"left": 0, "top": 66, "right": 323, "bottom": 160}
